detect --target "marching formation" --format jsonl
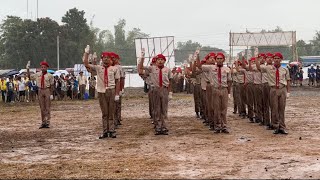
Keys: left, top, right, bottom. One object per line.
{"left": 21, "top": 45, "right": 291, "bottom": 139}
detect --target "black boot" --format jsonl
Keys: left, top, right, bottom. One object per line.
{"left": 196, "top": 112, "right": 200, "bottom": 118}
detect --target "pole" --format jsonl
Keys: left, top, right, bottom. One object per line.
{"left": 57, "top": 35, "right": 60, "bottom": 70}
{"left": 37, "top": 0, "right": 39, "bottom": 19}
{"left": 27, "top": 0, "right": 28, "bottom": 19}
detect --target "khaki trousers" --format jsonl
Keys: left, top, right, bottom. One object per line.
{"left": 246, "top": 83, "right": 255, "bottom": 118}
{"left": 213, "top": 88, "right": 229, "bottom": 130}
{"left": 254, "top": 84, "right": 263, "bottom": 122}
{"left": 193, "top": 84, "right": 202, "bottom": 113}
{"left": 38, "top": 88, "right": 51, "bottom": 125}
{"left": 153, "top": 87, "right": 169, "bottom": 131}
{"left": 239, "top": 83, "right": 247, "bottom": 115}
{"left": 206, "top": 84, "right": 214, "bottom": 127}
{"left": 270, "top": 86, "right": 287, "bottom": 130}
{"left": 148, "top": 87, "right": 154, "bottom": 119}
{"left": 98, "top": 89, "right": 116, "bottom": 133}
{"left": 115, "top": 96, "right": 122, "bottom": 126}
{"left": 262, "top": 83, "right": 271, "bottom": 126}
{"left": 201, "top": 89, "right": 207, "bottom": 120}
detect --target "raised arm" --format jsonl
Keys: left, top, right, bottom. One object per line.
{"left": 83, "top": 45, "right": 90, "bottom": 68}
{"left": 138, "top": 49, "right": 145, "bottom": 75}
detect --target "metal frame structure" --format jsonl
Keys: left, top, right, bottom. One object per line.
{"left": 229, "top": 31, "right": 298, "bottom": 62}
{"left": 135, "top": 36, "right": 175, "bottom": 68}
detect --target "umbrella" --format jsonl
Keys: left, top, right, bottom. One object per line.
{"left": 289, "top": 61, "right": 301, "bottom": 67}
{"left": 4, "top": 70, "right": 19, "bottom": 77}
{"left": 47, "top": 69, "right": 55, "bottom": 74}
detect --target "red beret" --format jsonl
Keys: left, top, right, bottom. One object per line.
{"left": 156, "top": 54, "right": 166, "bottom": 61}
{"left": 40, "top": 61, "right": 49, "bottom": 67}
{"left": 258, "top": 53, "right": 266, "bottom": 58}
{"left": 109, "top": 52, "right": 120, "bottom": 60}
{"left": 101, "top": 52, "right": 111, "bottom": 58}
{"left": 205, "top": 52, "right": 216, "bottom": 60}
{"left": 151, "top": 57, "right": 157, "bottom": 63}
{"left": 266, "top": 52, "right": 274, "bottom": 58}
{"left": 201, "top": 59, "right": 206, "bottom": 64}
{"left": 250, "top": 57, "right": 256, "bottom": 62}
{"left": 274, "top": 52, "right": 283, "bottom": 59}
{"left": 216, "top": 52, "right": 225, "bottom": 59}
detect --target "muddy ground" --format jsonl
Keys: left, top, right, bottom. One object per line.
{"left": 0, "top": 86, "right": 319, "bottom": 179}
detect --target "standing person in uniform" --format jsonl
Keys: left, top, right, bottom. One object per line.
{"left": 77, "top": 71, "right": 87, "bottom": 100}
{"left": 251, "top": 54, "right": 265, "bottom": 125}
{"left": 191, "top": 51, "right": 202, "bottom": 119}
{"left": 83, "top": 46, "right": 120, "bottom": 139}
{"left": 6, "top": 77, "right": 15, "bottom": 103}
{"left": 27, "top": 61, "right": 54, "bottom": 128}
{"left": 260, "top": 53, "right": 274, "bottom": 129}
{"left": 231, "top": 61, "right": 240, "bottom": 114}
{"left": 256, "top": 52, "right": 290, "bottom": 134}
{"left": 235, "top": 58, "right": 248, "bottom": 119}
{"left": 112, "top": 52, "right": 125, "bottom": 127}
{"left": 242, "top": 58, "right": 255, "bottom": 122}
{"left": 198, "top": 53, "right": 216, "bottom": 130}
{"left": 88, "top": 76, "right": 96, "bottom": 99}
{"left": 138, "top": 51, "right": 173, "bottom": 135}
{"left": 199, "top": 52, "right": 232, "bottom": 133}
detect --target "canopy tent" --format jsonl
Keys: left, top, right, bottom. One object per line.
{"left": 0, "top": 69, "right": 19, "bottom": 77}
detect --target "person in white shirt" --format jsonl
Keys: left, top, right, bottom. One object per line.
{"left": 17, "top": 76, "right": 26, "bottom": 102}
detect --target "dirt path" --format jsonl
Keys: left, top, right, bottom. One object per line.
{"left": 0, "top": 87, "right": 319, "bottom": 179}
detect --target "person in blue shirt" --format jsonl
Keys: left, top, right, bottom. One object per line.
{"left": 308, "top": 64, "right": 316, "bottom": 86}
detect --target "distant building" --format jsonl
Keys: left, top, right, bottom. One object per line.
{"left": 299, "top": 56, "right": 320, "bottom": 67}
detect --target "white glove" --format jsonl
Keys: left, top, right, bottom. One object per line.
{"left": 85, "top": 45, "right": 90, "bottom": 54}
{"left": 115, "top": 95, "right": 120, "bottom": 101}
{"left": 287, "top": 92, "right": 290, "bottom": 98}
{"left": 228, "top": 94, "right": 231, "bottom": 99}
{"left": 26, "top": 61, "right": 30, "bottom": 69}
{"left": 168, "top": 92, "right": 173, "bottom": 101}
{"left": 50, "top": 95, "right": 54, "bottom": 100}
{"left": 93, "top": 52, "right": 97, "bottom": 59}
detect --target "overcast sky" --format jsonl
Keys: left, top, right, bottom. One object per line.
{"left": 1, "top": 0, "right": 319, "bottom": 51}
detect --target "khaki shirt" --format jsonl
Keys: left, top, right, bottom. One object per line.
{"left": 261, "top": 64, "right": 271, "bottom": 84}
{"left": 30, "top": 72, "right": 54, "bottom": 88}
{"left": 114, "top": 64, "right": 125, "bottom": 78}
{"left": 252, "top": 64, "right": 262, "bottom": 84}
{"left": 237, "top": 67, "right": 246, "bottom": 84}
{"left": 77, "top": 75, "right": 87, "bottom": 85}
{"left": 245, "top": 70, "right": 254, "bottom": 83}
{"left": 89, "top": 64, "right": 120, "bottom": 93}
{"left": 261, "top": 65, "right": 291, "bottom": 86}
{"left": 200, "top": 70, "right": 211, "bottom": 90}
{"left": 145, "top": 66, "right": 172, "bottom": 88}
{"left": 202, "top": 65, "right": 231, "bottom": 88}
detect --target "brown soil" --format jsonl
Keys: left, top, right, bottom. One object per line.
{"left": 0, "top": 87, "right": 319, "bottom": 179}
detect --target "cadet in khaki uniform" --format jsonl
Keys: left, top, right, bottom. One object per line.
{"left": 199, "top": 52, "right": 232, "bottom": 133}
{"left": 239, "top": 58, "right": 255, "bottom": 122}
{"left": 112, "top": 52, "right": 125, "bottom": 128}
{"left": 235, "top": 59, "right": 248, "bottom": 118}
{"left": 27, "top": 61, "right": 54, "bottom": 128}
{"left": 251, "top": 54, "right": 265, "bottom": 125}
{"left": 83, "top": 47, "right": 121, "bottom": 139}
{"left": 256, "top": 52, "right": 290, "bottom": 134}
{"left": 192, "top": 59, "right": 202, "bottom": 118}
{"left": 261, "top": 53, "right": 274, "bottom": 129}
{"left": 198, "top": 53, "right": 216, "bottom": 129}
{"left": 140, "top": 57, "right": 156, "bottom": 122}
{"left": 231, "top": 61, "right": 241, "bottom": 114}
{"left": 138, "top": 52, "right": 173, "bottom": 135}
